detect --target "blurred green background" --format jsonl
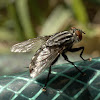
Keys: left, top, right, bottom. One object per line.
{"left": 0, "top": 0, "right": 100, "bottom": 75}
{"left": 0, "top": 0, "right": 100, "bottom": 56}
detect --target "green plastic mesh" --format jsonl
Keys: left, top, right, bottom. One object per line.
{"left": 0, "top": 57, "right": 100, "bottom": 100}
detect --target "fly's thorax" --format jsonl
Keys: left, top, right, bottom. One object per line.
{"left": 46, "top": 31, "right": 74, "bottom": 46}
{"left": 45, "top": 27, "right": 85, "bottom": 47}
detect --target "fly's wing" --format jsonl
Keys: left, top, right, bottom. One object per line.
{"left": 29, "top": 46, "right": 64, "bottom": 78}
{"left": 11, "top": 36, "right": 51, "bottom": 53}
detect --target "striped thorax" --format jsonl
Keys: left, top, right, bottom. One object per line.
{"left": 46, "top": 27, "right": 85, "bottom": 47}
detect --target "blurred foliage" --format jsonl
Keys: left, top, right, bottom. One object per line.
{"left": 71, "top": 0, "right": 89, "bottom": 25}
{"left": 0, "top": 0, "right": 100, "bottom": 55}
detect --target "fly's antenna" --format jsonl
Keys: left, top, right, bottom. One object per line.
{"left": 80, "top": 29, "right": 86, "bottom": 34}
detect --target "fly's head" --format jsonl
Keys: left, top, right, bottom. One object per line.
{"left": 71, "top": 27, "right": 86, "bottom": 42}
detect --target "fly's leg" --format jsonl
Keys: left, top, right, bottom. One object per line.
{"left": 69, "top": 47, "right": 92, "bottom": 61}
{"left": 42, "top": 66, "right": 51, "bottom": 92}
{"left": 42, "top": 55, "right": 60, "bottom": 92}
{"left": 62, "top": 53, "right": 86, "bottom": 76}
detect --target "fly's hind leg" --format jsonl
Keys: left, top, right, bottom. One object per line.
{"left": 62, "top": 52, "right": 86, "bottom": 76}
{"left": 42, "top": 55, "right": 60, "bottom": 92}
{"left": 42, "top": 66, "right": 51, "bottom": 92}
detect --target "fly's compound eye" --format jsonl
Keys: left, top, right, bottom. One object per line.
{"left": 75, "top": 30, "right": 82, "bottom": 40}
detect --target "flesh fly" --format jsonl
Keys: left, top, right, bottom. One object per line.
{"left": 11, "top": 27, "right": 91, "bottom": 91}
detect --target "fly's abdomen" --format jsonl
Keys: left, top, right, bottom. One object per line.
{"left": 29, "top": 45, "right": 63, "bottom": 78}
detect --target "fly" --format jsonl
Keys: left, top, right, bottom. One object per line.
{"left": 11, "top": 27, "right": 92, "bottom": 91}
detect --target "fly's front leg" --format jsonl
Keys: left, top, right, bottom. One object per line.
{"left": 62, "top": 52, "right": 86, "bottom": 76}
{"left": 69, "top": 47, "right": 92, "bottom": 61}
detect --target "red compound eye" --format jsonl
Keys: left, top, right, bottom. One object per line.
{"left": 75, "top": 30, "right": 82, "bottom": 40}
